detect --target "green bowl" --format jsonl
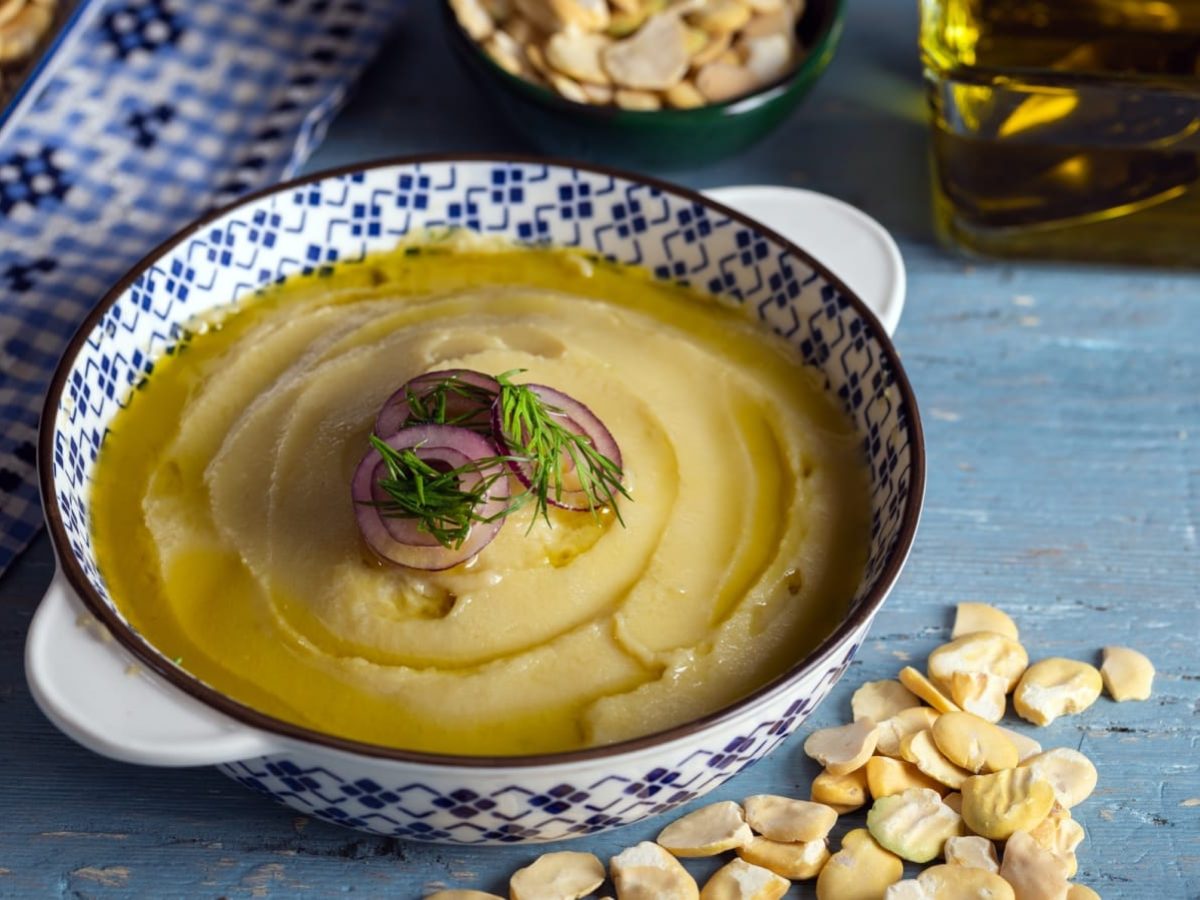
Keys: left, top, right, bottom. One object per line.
{"left": 443, "top": 0, "right": 845, "bottom": 170}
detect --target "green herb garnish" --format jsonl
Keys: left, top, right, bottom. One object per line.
{"left": 494, "top": 371, "right": 630, "bottom": 527}
{"left": 370, "top": 435, "right": 515, "bottom": 549}
{"left": 367, "top": 372, "right": 631, "bottom": 550}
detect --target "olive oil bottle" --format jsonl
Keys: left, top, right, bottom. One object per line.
{"left": 921, "top": 0, "right": 1200, "bottom": 264}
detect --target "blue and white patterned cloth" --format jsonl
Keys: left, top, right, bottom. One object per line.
{"left": 0, "top": 0, "right": 398, "bottom": 574}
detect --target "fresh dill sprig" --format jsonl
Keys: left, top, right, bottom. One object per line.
{"left": 402, "top": 375, "right": 495, "bottom": 432}
{"left": 495, "top": 371, "right": 631, "bottom": 526}
{"left": 369, "top": 435, "right": 516, "bottom": 548}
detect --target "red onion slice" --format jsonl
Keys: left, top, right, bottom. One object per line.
{"left": 375, "top": 369, "right": 499, "bottom": 437}
{"left": 492, "top": 384, "right": 623, "bottom": 512}
{"left": 351, "top": 424, "right": 510, "bottom": 570}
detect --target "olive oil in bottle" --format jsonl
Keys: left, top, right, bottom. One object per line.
{"left": 920, "top": 0, "right": 1200, "bottom": 265}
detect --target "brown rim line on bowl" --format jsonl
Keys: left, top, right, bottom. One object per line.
{"left": 442, "top": 1, "right": 846, "bottom": 168}
{"left": 28, "top": 154, "right": 922, "bottom": 842}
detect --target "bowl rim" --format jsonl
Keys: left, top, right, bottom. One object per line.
{"left": 39, "top": 152, "right": 925, "bottom": 769}
{"left": 442, "top": 0, "right": 846, "bottom": 120}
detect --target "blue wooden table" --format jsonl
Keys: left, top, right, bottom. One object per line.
{"left": 1, "top": 1, "right": 1197, "bottom": 897}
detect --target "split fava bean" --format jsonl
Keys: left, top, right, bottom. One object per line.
{"left": 1000, "top": 830, "right": 1071, "bottom": 900}
{"left": 803, "top": 718, "right": 878, "bottom": 775}
{"left": 885, "top": 865, "right": 1016, "bottom": 900}
{"left": 901, "top": 728, "right": 973, "bottom": 790}
{"left": 997, "top": 725, "right": 1043, "bottom": 763}
{"left": 932, "top": 710, "right": 1020, "bottom": 773}
{"left": 943, "top": 834, "right": 1000, "bottom": 873}
{"left": 811, "top": 766, "right": 870, "bottom": 813}
{"left": 928, "top": 632, "right": 1029, "bottom": 693}
{"left": 947, "top": 671, "right": 1008, "bottom": 723}
{"left": 509, "top": 851, "right": 604, "bottom": 900}
{"left": 1066, "top": 885, "right": 1101, "bottom": 900}
{"left": 1101, "top": 646, "right": 1154, "bottom": 702}
{"left": 852, "top": 679, "right": 922, "bottom": 723}
{"left": 1019, "top": 748, "right": 1098, "bottom": 809}
{"left": 736, "top": 836, "right": 829, "bottom": 880}
{"left": 610, "top": 841, "right": 699, "bottom": 900}
{"left": 876, "top": 706, "right": 941, "bottom": 758}
{"left": 866, "top": 755, "right": 949, "bottom": 798}
{"left": 898, "top": 666, "right": 961, "bottom": 714}
{"left": 742, "top": 795, "right": 837, "bottom": 842}
{"left": 961, "top": 767, "right": 1055, "bottom": 840}
{"left": 1029, "top": 804, "right": 1085, "bottom": 877}
{"left": 815, "top": 828, "right": 903, "bottom": 900}
{"left": 1014, "top": 659, "right": 1103, "bottom": 726}
{"left": 657, "top": 800, "right": 752, "bottom": 857}
{"left": 952, "top": 602, "right": 1019, "bottom": 641}
{"left": 699, "top": 858, "right": 789, "bottom": 900}
{"left": 866, "top": 787, "right": 964, "bottom": 863}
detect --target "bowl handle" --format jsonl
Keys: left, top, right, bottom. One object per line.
{"left": 25, "top": 572, "right": 281, "bottom": 766}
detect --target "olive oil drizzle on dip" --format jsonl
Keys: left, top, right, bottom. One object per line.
{"left": 90, "top": 242, "right": 871, "bottom": 756}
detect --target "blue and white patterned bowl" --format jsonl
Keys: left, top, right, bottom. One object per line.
{"left": 27, "top": 156, "right": 924, "bottom": 845}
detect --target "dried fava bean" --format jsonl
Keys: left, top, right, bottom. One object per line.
{"left": 1014, "top": 659, "right": 1102, "bottom": 727}
{"left": 690, "top": 28, "right": 732, "bottom": 66}
{"left": 1101, "top": 646, "right": 1154, "bottom": 702}
{"left": 450, "top": 0, "right": 495, "bottom": 40}
{"left": 611, "top": 842, "right": 700, "bottom": 900}
{"left": 961, "top": 768, "right": 1055, "bottom": 840}
{"left": 899, "top": 667, "right": 961, "bottom": 714}
{"left": 581, "top": 81, "right": 614, "bottom": 103}
{"left": 948, "top": 672, "right": 1008, "bottom": 723}
{"left": 932, "top": 711, "right": 1019, "bottom": 773}
{"left": 483, "top": 29, "right": 528, "bottom": 76}
{"left": 866, "top": 787, "right": 963, "bottom": 863}
{"left": 746, "top": 0, "right": 784, "bottom": 12}
{"left": 944, "top": 834, "right": 1000, "bottom": 873}
{"left": 510, "top": 851, "right": 605, "bottom": 900}
{"left": 743, "top": 795, "right": 837, "bottom": 842}
{"left": 657, "top": 800, "right": 753, "bottom": 857}
{"left": 902, "top": 728, "right": 972, "bottom": 790}
{"left": 866, "top": 756, "right": 949, "bottom": 798}
{"left": 602, "top": 12, "right": 690, "bottom": 90}
{"left": 1018, "top": 748, "right": 1098, "bottom": 810}
{"left": 545, "top": 30, "right": 611, "bottom": 84}
{"left": 737, "top": 836, "right": 830, "bottom": 880}
{"left": 741, "top": 32, "right": 794, "bottom": 85}
{"left": 426, "top": 892, "right": 505, "bottom": 900}
{"left": 876, "top": 706, "right": 940, "bottom": 758}
{"left": 997, "top": 725, "right": 1042, "bottom": 763}
{"left": 1066, "top": 885, "right": 1100, "bottom": 900}
{"left": 883, "top": 882, "right": 927, "bottom": 900}
{"left": 942, "top": 792, "right": 963, "bottom": 814}
{"left": 695, "top": 60, "right": 759, "bottom": 103}
{"left": 811, "top": 766, "right": 869, "bottom": 813}
{"left": 689, "top": 0, "right": 753, "bottom": 34}
{"left": 614, "top": 88, "right": 661, "bottom": 110}
{"left": 952, "top": 602, "right": 1019, "bottom": 640}
{"left": 548, "top": 71, "right": 590, "bottom": 103}
{"left": 699, "top": 858, "right": 789, "bottom": 900}
{"left": 803, "top": 718, "right": 878, "bottom": 775}
{"left": 909, "top": 865, "right": 1015, "bottom": 900}
{"left": 928, "top": 633, "right": 1029, "bottom": 693}
{"left": 1029, "top": 804, "right": 1085, "bottom": 877}
{"left": 1000, "top": 830, "right": 1070, "bottom": 900}
{"left": 664, "top": 79, "right": 705, "bottom": 108}
{"left": 816, "top": 828, "right": 903, "bottom": 900}
{"left": 852, "top": 680, "right": 922, "bottom": 723}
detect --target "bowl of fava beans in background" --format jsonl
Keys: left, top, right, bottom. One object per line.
{"left": 444, "top": 0, "right": 845, "bottom": 169}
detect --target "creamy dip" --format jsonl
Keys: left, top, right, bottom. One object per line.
{"left": 91, "top": 244, "right": 870, "bottom": 755}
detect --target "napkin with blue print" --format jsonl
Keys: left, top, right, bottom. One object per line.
{"left": 0, "top": 0, "right": 397, "bottom": 573}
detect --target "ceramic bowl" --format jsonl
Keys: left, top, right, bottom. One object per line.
{"left": 27, "top": 155, "right": 923, "bottom": 845}
{"left": 443, "top": 0, "right": 844, "bottom": 169}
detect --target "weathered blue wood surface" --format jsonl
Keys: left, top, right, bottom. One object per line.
{"left": 1, "top": 0, "right": 1198, "bottom": 896}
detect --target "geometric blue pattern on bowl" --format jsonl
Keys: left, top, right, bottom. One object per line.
{"left": 43, "top": 157, "right": 920, "bottom": 843}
